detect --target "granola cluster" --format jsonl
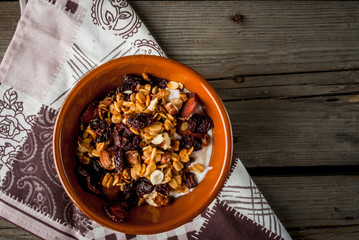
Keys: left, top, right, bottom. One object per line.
{"left": 76, "top": 73, "right": 213, "bottom": 222}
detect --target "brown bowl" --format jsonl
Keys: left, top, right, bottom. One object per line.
{"left": 53, "top": 55, "right": 232, "bottom": 234}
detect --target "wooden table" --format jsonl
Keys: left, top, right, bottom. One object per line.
{"left": 1, "top": 1, "right": 359, "bottom": 239}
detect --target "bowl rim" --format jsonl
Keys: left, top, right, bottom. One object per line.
{"left": 53, "top": 55, "right": 233, "bottom": 234}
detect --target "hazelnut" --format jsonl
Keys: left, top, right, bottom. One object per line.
{"left": 125, "top": 150, "right": 140, "bottom": 165}
{"left": 100, "top": 150, "right": 115, "bottom": 170}
{"left": 164, "top": 103, "right": 178, "bottom": 116}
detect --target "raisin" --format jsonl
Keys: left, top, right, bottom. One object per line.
{"left": 80, "top": 103, "right": 98, "bottom": 123}
{"left": 155, "top": 184, "right": 170, "bottom": 196}
{"left": 180, "top": 135, "right": 202, "bottom": 151}
{"left": 146, "top": 73, "right": 168, "bottom": 89}
{"left": 135, "top": 178, "right": 154, "bottom": 196}
{"left": 123, "top": 191, "right": 138, "bottom": 209}
{"left": 118, "top": 74, "right": 147, "bottom": 94}
{"left": 88, "top": 159, "right": 104, "bottom": 178}
{"left": 188, "top": 113, "right": 213, "bottom": 133}
{"left": 95, "top": 127, "right": 112, "bottom": 143}
{"left": 126, "top": 113, "right": 154, "bottom": 129}
{"left": 90, "top": 118, "right": 107, "bottom": 131}
{"left": 76, "top": 165, "right": 101, "bottom": 195}
{"left": 184, "top": 172, "right": 197, "bottom": 188}
{"left": 183, "top": 157, "right": 195, "bottom": 168}
{"left": 104, "top": 202, "right": 128, "bottom": 222}
{"left": 107, "top": 144, "right": 119, "bottom": 152}
{"left": 113, "top": 150, "right": 125, "bottom": 171}
{"left": 90, "top": 118, "right": 112, "bottom": 143}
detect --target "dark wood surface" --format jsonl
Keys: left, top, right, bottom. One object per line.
{"left": 1, "top": 1, "right": 359, "bottom": 239}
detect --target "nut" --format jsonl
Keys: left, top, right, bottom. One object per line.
{"left": 125, "top": 150, "right": 140, "bottom": 165}
{"left": 164, "top": 103, "right": 178, "bottom": 116}
{"left": 100, "top": 150, "right": 115, "bottom": 170}
{"left": 150, "top": 170, "right": 164, "bottom": 185}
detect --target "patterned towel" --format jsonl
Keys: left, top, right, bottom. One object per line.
{"left": 0, "top": 1, "right": 291, "bottom": 239}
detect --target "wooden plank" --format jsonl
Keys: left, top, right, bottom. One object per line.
{"left": 288, "top": 225, "right": 359, "bottom": 240}
{"left": 130, "top": 1, "right": 359, "bottom": 78}
{"left": 0, "top": 2, "right": 20, "bottom": 62}
{"left": 0, "top": 218, "right": 39, "bottom": 240}
{"left": 2, "top": 1, "right": 359, "bottom": 78}
{"left": 0, "top": 175, "right": 357, "bottom": 239}
{"left": 227, "top": 96, "right": 359, "bottom": 167}
{"left": 209, "top": 70, "right": 359, "bottom": 101}
{"left": 252, "top": 175, "right": 359, "bottom": 229}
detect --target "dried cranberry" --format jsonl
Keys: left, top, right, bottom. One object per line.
{"left": 88, "top": 159, "right": 104, "bottom": 177}
{"left": 95, "top": 127, "right": 112, "bottom": 143}
{"left": 184, "top": 172, "right": 197, "bottom": 188}
{"left": 76, "top": 165, "right": 101, "bottom": 195}
{"left": 80, "top": 103, "right": 98, "bottom": 123}
{"left": 115, "top": 123, "right": 134, "bottom": 138}
{"left": 90, "top": 118, "right": 112, "bottom": 143}
{"left": 155, "top": 184, "right": 170, "bottom": 196}
{"left": 107, "top": 144, "right": 119, "bottom": 152}
{"left": 118, "top": 74, "right": 147, "bottom": 94}
{"left": 126, "top": 113, "right": 154, "bottom": 129}
{"left": 114, "top": 150, "right": 125, "bottom": 171}
{"left": 123, "top": 191, "right": 138, "bottom": 209}
{"left": 135, "top": 178, "right": 154, "bottom": 196}
{"left": 104, "top": 202, "right": 128, "bottom": 222}
{"left": 183, "top": 157, "right": 195, "bottom": 168}
{"left": 90, "top": 118, "right": 107, "bottom": 131}
{"left": 146, "top": 73, "right": 168, "bottom": 89}
{"left": 188, "top": 113, "right": 213, "bottom": 133}
{"left": 180, "top": 135, "right": 202, "bottom": 151}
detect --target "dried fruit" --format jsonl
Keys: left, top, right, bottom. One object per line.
{"left": 184, "top": 172, "right": 197, "bottom": 188}
{"left": 114, "top": 150, "right": 125, "bottom": 171}
{"left": 76, "top": 165, "right": 101, "bottom": 195}
{"left": 77, "top": 73, "right": 214, "bottom": 223}
{"left": 126, "top": 113, "right": 154, "bottom": 129}
{"left": 179, "top": 93, "right": 199, "bottom": 120}
{"left": 155, "top": 184, "right": 170, "bottom": 196}
{"left": 180, "top": 135, "right": 202, "bottom": 151}
{"left": 80, "top": 103, "right": 98, "bottom": 123}
{"left": 188, "top": 113, "right": 213, "bottom": 133}
{"left": 135, "top": 178, "right": 154, "bottom": 196}
{"left": 104, "top": 202, "right": 128, "bottom": 222}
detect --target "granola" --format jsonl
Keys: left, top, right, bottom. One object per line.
{"left": 76, "top": 73, "right": 213, "bottom": 222}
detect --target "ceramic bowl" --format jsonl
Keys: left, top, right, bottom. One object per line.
{"left": 53, "top": 55, "right": 232, "bottom": 234}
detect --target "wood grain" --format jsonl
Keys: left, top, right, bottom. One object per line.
{"left": 253, "top": 175, "right": 359, "bottom": 229}
{"left": 1, "top": 1, "right": 359, "bottom": 240}
{"left": 0, "top": 1, "right": 20, "bottom": 62}
{"left": 227, "top": 96, "right": 359, "bottom": 167}
{"left": 131, "top": 1, "right": 359, "bottom": 78}
{"left": 289, "top": 225, "right": 359, "bottom": 240}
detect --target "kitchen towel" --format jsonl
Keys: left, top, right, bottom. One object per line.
{"left": 0, "top": 0, "right": 291, "bottom": 239}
